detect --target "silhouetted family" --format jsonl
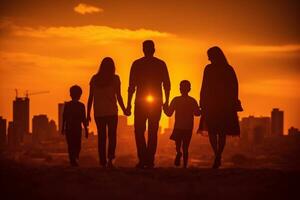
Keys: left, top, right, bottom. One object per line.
{"left": 61, "top": 40, "right": 242, "bottom": 169}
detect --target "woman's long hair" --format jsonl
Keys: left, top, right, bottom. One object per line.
{"left": 207, "top": 46, "right": 229, "bottom": 65}
{"left": 94, "top": 57, "right": 115, "bottom": 87}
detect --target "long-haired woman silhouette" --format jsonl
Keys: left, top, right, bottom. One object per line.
{"left": 87, "top": 57, "right": 127, "bottom": 168}
{"left": 199, "top": 47, "right": 242, "bottom": 169}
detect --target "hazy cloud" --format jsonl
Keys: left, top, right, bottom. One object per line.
{"left": 10, "top": 25, "right": 173, "bottom": 44}
{"left": 231, "top": 44, "right": 300, "bottom": 53}
{"left": 74, "top": 3, "right": 103, "bottom": 15}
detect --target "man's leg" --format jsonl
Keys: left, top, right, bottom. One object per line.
{"left": 134, "top": 105, "right": 147, "bottom": 167}
{"left": 147, "top": 106, "right": 162, "bottom": 167}
{"left": 95, "top": 117, "right": 107, "bottom": 167}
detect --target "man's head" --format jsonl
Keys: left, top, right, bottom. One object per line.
{"left": 70, "top": 85, "right": 82, "bottom": 101}
{"left": 180, "top": 80, "right": 191, "bottom": 95}
{"left": 143, "top": 40, "right": 155, "bottom": 57}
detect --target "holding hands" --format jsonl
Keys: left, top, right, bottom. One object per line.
{"left": 124, "top": 104, "right": 132, "bottom": 116}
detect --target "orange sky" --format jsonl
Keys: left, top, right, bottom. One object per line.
{"left": 0, "top": 0, "right": 299, "bottom": 133}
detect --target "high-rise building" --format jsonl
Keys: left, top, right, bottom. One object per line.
{"left": 288, "top": 127, "right": 300, "bottom": 136}
{"left": 271, "top": 108, "right": 284, "bottom": 136}
{"left": 0, "top": 117, "right": 7, "bottom": 149}
{"left": 13, "top": 97, "right": 30, "bottom": 143}
{"left": 49, "top": 120, "right": 58, "bottom": 135}
{"left": 240, "top": 116, "right": 271, "bottom": 143}
{"left": 7, "top": 121, "right": 17, "bottom": 148}
{"left": 58, "top": 103, "right": 65, "bottom": 133}
{"left": 32, "top": 115, "right": 50, "bottom": 142}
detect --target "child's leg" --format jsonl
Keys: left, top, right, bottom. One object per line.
{"left": 175, "top": 139, "right": 182, "bottom": 154}
{"left": 174, "top": 138, "right": 182, "bottom": 166}
{"left": 66, "top": 132, "right": 76, "bottom": 165}
{"left": 74, "top": 131, "right": 82, "bottom": 160}
{"left": 95, "top": 117, "right": 107, "bottom": 166}
{"left": 182, "top": 131, "right": 192, "bottom": 168}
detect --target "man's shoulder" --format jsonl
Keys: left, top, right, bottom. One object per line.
{"left": 153, "top": 57, "right": 166, "bottom": 65}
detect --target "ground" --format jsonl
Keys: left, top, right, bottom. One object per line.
{"left": 1, "top": 135, "right": 300, "bottom": 200}
{"left": 1, "top": 158, "right": 298, "bottom": 200}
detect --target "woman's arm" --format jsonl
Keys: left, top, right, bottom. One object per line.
{"left": 200, "top": 65, "right": 209, "bottom": 110}
{"left": 87, "top": 85, "right": 94, "bottom": 123}
{"left": 116, "top": 77, "right": 126, "bottom": 114}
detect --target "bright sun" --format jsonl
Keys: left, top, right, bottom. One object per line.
{"left": 146, "top": 95, "right": 154, "bottom": 103}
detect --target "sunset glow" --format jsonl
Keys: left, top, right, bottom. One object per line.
{"left": 146, "top": 95, "right": 154, "bottom": 103}
{"left": 0, "top": 0, "right": 299, "bottom": 134}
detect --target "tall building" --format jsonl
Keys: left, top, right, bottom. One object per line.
{"left": 288, "top": 127, "right": 300, "bottom": 136}
{"left": 271, "top": 108, "right": 284, "bottom": 136}
{"left": 32, "top": 115, "right": 50, "bottom": 142}
{"left": 0, "top": 117, "right": 7, "bottom": 149}
{"left": 13, "top": 97, "right": 30, "bottom": 143}
{"left": 7, "top": 121, "right": 17, "bottom": 148}
{"left": 58, "top": 103, "right": 65, "bottom": 133}
{"left": 240, "top": 116, "right": 271, "bottom": 144}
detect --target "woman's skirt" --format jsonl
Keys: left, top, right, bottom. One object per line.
{"left": 199, "top": 111, "right": 240, "bottom": 136}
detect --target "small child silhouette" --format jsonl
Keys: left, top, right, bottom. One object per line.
{"left": 62, "top": 85, "right": 88, "bottom": 167}
{"left": 163, "top": 80, "right": 200, "bottom": 168}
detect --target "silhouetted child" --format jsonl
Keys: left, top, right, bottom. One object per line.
{"left": 62, "top": 85, "right": 88, "bottom": 166}
{"left": 163, "top": 80, "right": 200, "bottom": 168}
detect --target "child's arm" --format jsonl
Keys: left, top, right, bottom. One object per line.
{"left": 163, "top": 98, "right": 175, "bottom": 117}
{"left": 194, "top": 100, "right": 201, "bottom": 116}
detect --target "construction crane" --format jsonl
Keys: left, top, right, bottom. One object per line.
{"left": 25, "top": 90, "right": 50, "bottom": 97}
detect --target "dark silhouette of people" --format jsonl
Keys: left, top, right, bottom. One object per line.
{"left": 126, "top": 40, "right": 171, "bottom": 168}
{"left": 87, "top": 57, "right": 127, "bottom": 168}
{"left": 198, "top": 46, "right": 242, "bottom": 169}
{"left": 164, "top": 80, "right": 200, "bottom": 168}
{"left": 62, "top": 85, "right": 88, "bottom": 167}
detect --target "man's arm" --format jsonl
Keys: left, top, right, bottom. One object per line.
{"left": 126, "top": 62, "right": 137, "bottom": 115}
{"left": 164, "top": 98, "right": 175, "bottom": 117}
{"left": 162, "top": 62, "right": 171, "bottom": 105}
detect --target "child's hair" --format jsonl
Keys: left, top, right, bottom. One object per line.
{"left": 70, "top": 85, "right": 82, "bottom": 100}
{"left": 180, "top": 80, "right": 191, "bottom": 94}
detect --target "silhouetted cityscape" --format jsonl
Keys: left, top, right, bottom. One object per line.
{"left": 0, "top": 95, "right": 299, "bottom": 152}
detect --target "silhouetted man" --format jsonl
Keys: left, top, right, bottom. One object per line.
{"left": 126, "top": 40, "right": 171, "bottom": 168}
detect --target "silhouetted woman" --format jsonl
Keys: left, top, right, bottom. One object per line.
{"left": 199, "top": 47, "right": 242, "bottom": 169}
{"left": 87, "top": 57, "right": 127, "bottom": 168}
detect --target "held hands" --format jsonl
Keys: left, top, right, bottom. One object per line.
{"left": 124, "top": 105, "right": 132, "bottom": 116}
{"left": 163, "top": 101, "right": 169, "bottom": 116}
